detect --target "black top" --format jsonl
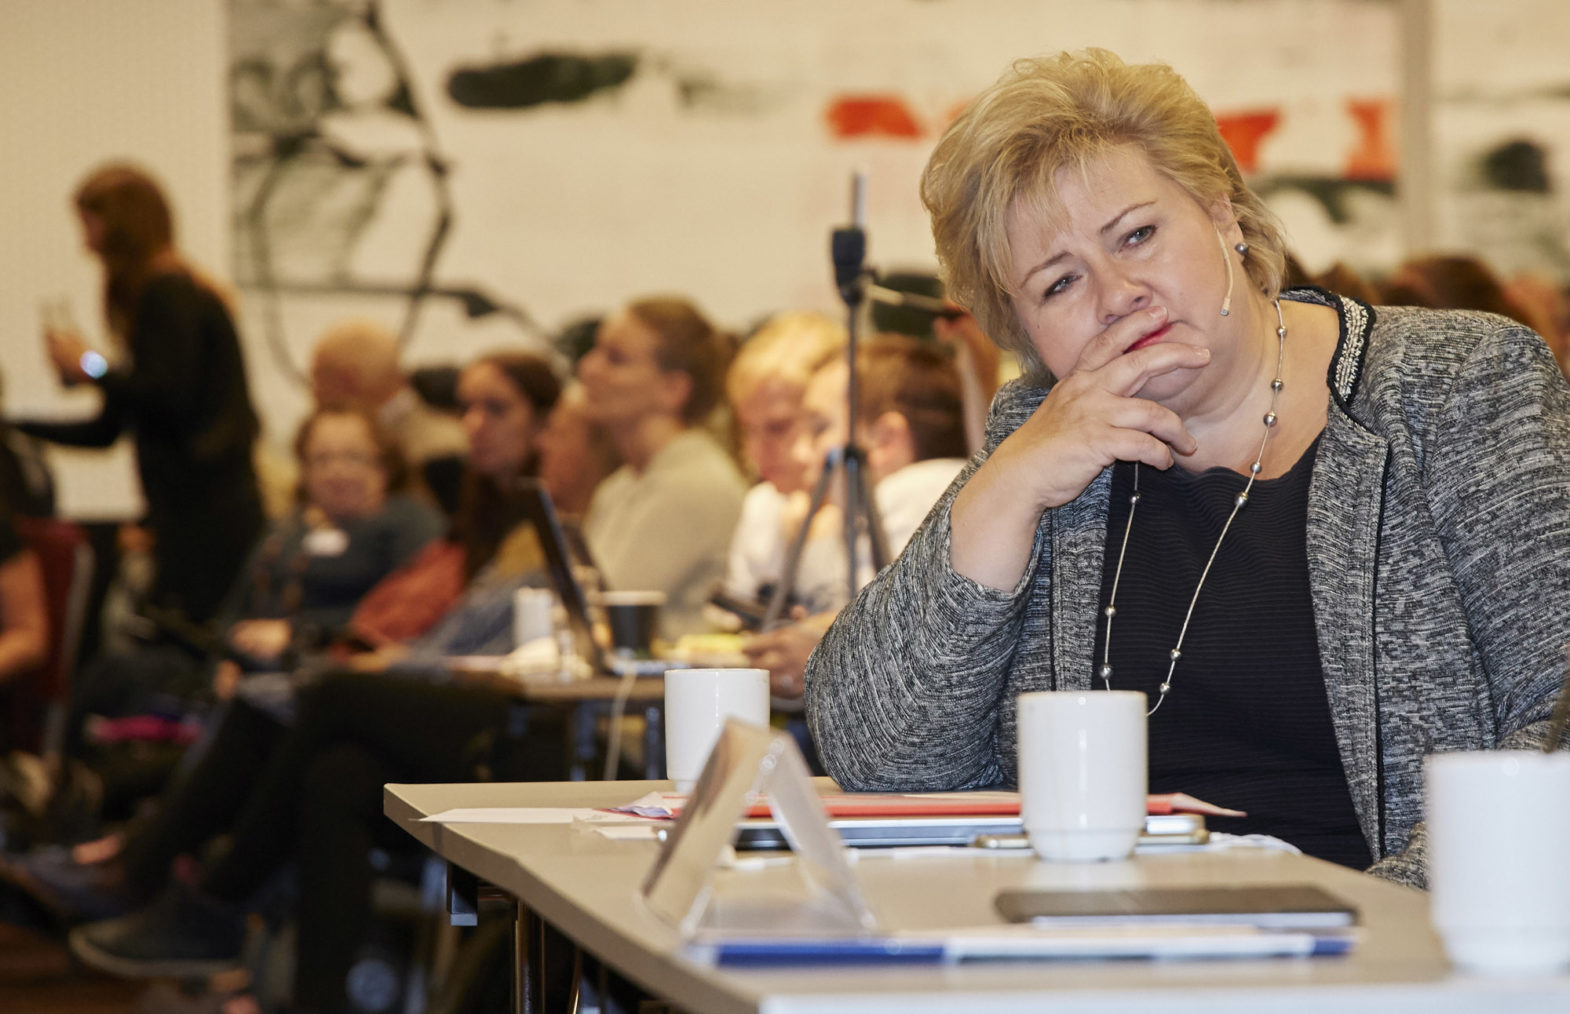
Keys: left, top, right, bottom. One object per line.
{"left": 17, "top": 272, "right": 261, "bottom": 522}
{"left": 15, "top": 271, "right": 265, "bottom": 620}
{"left": 1093, "top": 437, "right": 1372, "bottom": 870}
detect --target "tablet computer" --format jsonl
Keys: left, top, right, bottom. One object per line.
{"left": 994, "top": 884, "right": 1358, "bottom": 930}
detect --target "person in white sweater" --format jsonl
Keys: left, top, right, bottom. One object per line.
{"left": 578, "top": 297, "right": 747, "bottom": 639}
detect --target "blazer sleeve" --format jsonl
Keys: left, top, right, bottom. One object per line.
{"left": 804, "top": 380, "right": 1051, "bottom": 792}
{"left": 1367, "top": 315, "right": 1570, "bottom": 887}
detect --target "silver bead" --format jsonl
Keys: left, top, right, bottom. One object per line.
{"left": 1235, "top": 492, "right": 1249, "bottom": 507}
{"left": 1250, "top": 461, "right": 1262, "bottom": 474}
{"left": 1099, "top": 664, "right": 1113, "bottom": 679}
{"left": 1264, "top": 411, "right": 1277, "bottom": 427}
{"left": 1130, "top": 493, "right": 1141, "bottom": 505}
{"left": 1234, "top": 242, "right": 1248, "bottom": 256}
{"left": 1159, "top": 681, "right": 1172, "bottom": 693}
{"left": 1104, "top": 605, "right": 1116, "bottom": 617}
{"left": 1277, "top": 326, "right": 1287, "bottom": 339}
{"left": 1271, "top": 378, "right": 1283, "bottom": 392}
{"left": 1169, "top": 648, "right": 1181, "bottom": 661}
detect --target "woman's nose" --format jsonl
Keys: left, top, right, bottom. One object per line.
{"left": 1098, "top": 268, "right": 1150, "bottom": 326}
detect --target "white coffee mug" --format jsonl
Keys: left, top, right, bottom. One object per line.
{"left": 1426, "top": 750, "right": 1570, "bottom": 975}
{"left": 1017, "top": 690, "right": 1147, "bottom": 862}
{"left": 512, "top": 588, "right": 555, "bottom": 648}
{"left": 664, "top": 668, "right": 770, "bottom": 792}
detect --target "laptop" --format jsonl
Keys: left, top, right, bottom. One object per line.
{"left": 514, "top": 479, "right": 610, "bottom": 674}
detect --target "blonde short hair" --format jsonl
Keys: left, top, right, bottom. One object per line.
{"left": 727, "top": 310, "right": 847, "bottom": 406}
{"left": 921, "top": 48, "right": 1286, "bottom": 373}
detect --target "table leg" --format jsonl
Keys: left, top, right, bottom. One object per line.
{"left": 515, "top": 900, "right": 543, "bottom": 1014}
{"left": 643, "top": 702, "right": 665, "bottom": 779}
{"left": 571, "top": 703, "right": 597, "bottom": 781}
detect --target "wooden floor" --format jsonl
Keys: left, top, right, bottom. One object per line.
{"left": 0, "top": 922, "right": 147, "bottom": 1013}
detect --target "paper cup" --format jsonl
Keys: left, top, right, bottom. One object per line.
{"left": 602, "top": 590, "right": 665, "bottom": 658}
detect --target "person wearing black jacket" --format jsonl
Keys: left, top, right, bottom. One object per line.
{"left": 15, "top": 164, "right": 264, "bottom": 625}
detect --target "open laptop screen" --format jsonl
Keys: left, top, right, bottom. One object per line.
{"left": 514, "top": 479, "right": 607, "bottom": 672}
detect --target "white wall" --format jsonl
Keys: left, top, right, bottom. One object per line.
{"left": 9, "top": 0, "right": 1569, "bottom": 522}
{"left": 0, "top": 0, "right": 228, "bottom": 519}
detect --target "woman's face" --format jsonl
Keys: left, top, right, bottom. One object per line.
{"left": 458, "top": 362, "right": 538, "bottom": 480}
{"left": 1006, "top": 145, "right": 1240, "bottom": 411}
{"left": 735, "top": 375, "right": 809, "bottom": 493}
{"left": 576, "top": 310, "right": 686, "bottom": 430}
{"left": 535, "top": 391, "right": 600, "bottom": 507}
{"left": 300, "top": 413, "right": 388, "bottom": 520}
{"left": 78, "top": 210, "right": 107, "bottom": 256}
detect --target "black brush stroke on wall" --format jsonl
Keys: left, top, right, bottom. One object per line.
{"left": 447, "top": 52, "right": 639, "bottom": 109}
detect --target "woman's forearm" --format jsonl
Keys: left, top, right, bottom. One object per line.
{"left": 948, "top": 457, "right": 1047, "bottom": 590}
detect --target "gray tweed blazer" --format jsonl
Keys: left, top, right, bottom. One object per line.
{"left": 804, "top": 290, "right": 1570, "bottom": 888}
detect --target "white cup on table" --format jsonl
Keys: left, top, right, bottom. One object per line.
{"left": 1426, "top": 750, "right": 1570, "bottom": 975}
{"left": 512, "top": 588, "right": 555, "bottom": 648}
{"left": 663, "top": 668, "right": 770, "bottom": 793}
{"left": 1017, "top": 690, "right": 1147, "bottom": 862}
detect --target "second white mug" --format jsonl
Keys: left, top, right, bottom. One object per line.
{"left": 1017, "top": 690, "right": 1147, "bottom": 862}
{"left": 663, "top": 667, "right": 770, "bottom": 793}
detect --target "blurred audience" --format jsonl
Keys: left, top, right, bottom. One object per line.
{"left": 722, "top": 310, "right": 845, "bottom": 608}
{"left": 535, "top": 382, "right": 619, "bottom": 521}
{"left": 745, "top": 334, "right": 968, "bottom": 701}
{"left": 4, "top": 351, "right": 578, "bottom": 1013}
{"left": 306, "top": 318, "right": 469, "bottom": 515}
{"left": 578, "top": 297, "right": 747, "bottom": 638}
{"left": 61, "top": 406, "right": 441, "bottom": 775}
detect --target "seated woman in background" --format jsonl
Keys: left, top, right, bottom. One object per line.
{"left": 721, "top": 310, "right": 845, "bottom": 609}
{"left": 577, "top": 296, "right": 748, "bottom": 638}
{"left": 63, "top": 406, "right": 443, "bottom": 751}
{"left": 806, "top": 48, "right": 1570, "bottom": 884}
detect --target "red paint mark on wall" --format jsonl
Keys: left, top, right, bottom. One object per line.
{"left": 825, "top": 95, "right": 923, "bottom": 139}
{"left": 1344, "top": 98, "right": 1396, "bottom": 181}
{"left": 1214, "top": 110, "right": 1281, "bottom": 174}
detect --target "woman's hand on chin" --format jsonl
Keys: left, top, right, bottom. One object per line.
{"left": 950, "top": 312, "right": 1208, "bottom": 590}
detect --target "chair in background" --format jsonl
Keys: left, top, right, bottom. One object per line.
{"left": 7, "top": 518, "right": 93, "bottom": 761}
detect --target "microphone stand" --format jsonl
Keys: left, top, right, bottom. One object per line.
{"left": 763, "top": 173, "right": 889, "bottom": 629}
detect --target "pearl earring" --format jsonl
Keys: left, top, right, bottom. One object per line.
{"left": 1235, "top": 242, "right": 1249, "bottom": 257}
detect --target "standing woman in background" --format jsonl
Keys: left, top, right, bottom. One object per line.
{"left": 14, "top": 164, "right": 265, "bottom": 625}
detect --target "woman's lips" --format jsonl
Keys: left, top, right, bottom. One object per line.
{"left": 1127, "top": 322, "right": 1173, "bottom": 352}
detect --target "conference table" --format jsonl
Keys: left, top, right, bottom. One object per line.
{"left": 384, "top": 779, "right": 1570, "bottom": 1014}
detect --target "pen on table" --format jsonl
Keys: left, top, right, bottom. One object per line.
{"left": 693, "top": 930, "right": 1354, "bottom": 967}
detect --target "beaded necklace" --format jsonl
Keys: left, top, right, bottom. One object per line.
{"left": 1099, "top": 298, "right": 1288, "bottom": 716}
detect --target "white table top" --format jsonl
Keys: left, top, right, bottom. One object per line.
{"left": 385, "top": 780, "right": 1570, "bottom": 1014}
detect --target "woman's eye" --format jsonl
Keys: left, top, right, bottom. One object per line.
{"left": 1043, "top": 273, "right": 1077, "bottom": 301}
{"left": 1125, "top": 225, "right": 1155, "bottom": 247}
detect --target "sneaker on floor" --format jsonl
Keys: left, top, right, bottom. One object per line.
{"left": 0, "top": 845, "right": 139, "bottom": 925}
{"left": 69, "top": 882, "right": 244, "bottom": 979}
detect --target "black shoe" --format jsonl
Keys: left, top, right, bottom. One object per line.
{"left": 0, "top": 845, "right": 138, "bottom": 926}
{"left": 68, "top": 882, "right": 244, "bottom": 979}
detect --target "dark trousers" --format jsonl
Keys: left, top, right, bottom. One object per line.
{"left": 203, "top": 674, "right": 557, "bottom": 1014}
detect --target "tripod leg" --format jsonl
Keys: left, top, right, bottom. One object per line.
{"left": 762, "top": 450, "right": 841, "bottom": 630}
